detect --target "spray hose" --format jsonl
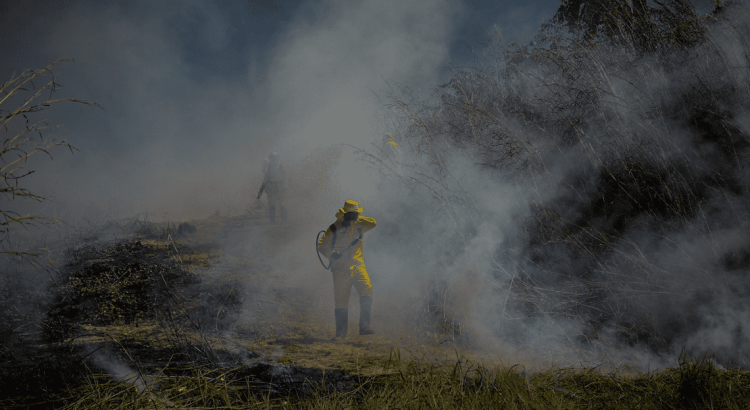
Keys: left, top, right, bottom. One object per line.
{"left": 316, "top": 230, "right": 331, "bottom": 270}
{"left": 316, "top": 226, "right": 363, "bottom": 270}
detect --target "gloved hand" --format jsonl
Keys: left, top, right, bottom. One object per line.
{"left": 330, "top": 251, "right": 342, "bottom": 260}
{"left": 335, "top": 209, "right": 345, "bottom": 222}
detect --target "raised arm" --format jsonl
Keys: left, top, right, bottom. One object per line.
{"left": 357, "top": 216, "right": 377, "bottom": 233}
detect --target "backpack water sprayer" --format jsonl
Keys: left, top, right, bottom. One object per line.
{"left": 316, "top": 224, "right": 363, "bottom": 270}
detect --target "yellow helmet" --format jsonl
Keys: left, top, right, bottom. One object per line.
{"left": 340, "top": 200, "right": 363, "bottom": 214}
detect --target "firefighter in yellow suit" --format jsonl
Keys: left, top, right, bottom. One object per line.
{"left": 317, "top": 200, "right": 377, "bottom": 338}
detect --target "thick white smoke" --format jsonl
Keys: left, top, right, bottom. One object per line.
{"left": 359, "top": 0, "right": 750, "bottom": 370}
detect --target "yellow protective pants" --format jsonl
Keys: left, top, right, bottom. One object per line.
{"left": 332, "top": 263, "right": 373, "bottom": 309}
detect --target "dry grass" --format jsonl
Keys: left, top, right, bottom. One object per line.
{"left": 1, "top": 212, "right": 748, "bottom": 409}
{"left": 0, "top": 59, "right": 102, "bottom": 268}
{"left": 360, "top": 0, "right": 750, "bottom": 364}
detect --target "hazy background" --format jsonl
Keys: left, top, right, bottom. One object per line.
{"left": 4, "top": 0, "right": 749, "bottom": 373}
{"left": 0, "top": 0, "right": 560, "bottom": 366}
{"left": 0, "top": 0, "right": 557, "bottom": 224}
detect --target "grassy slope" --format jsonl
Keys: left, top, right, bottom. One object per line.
{"left": 2, "top": 212, "right": 749, "bottom": 409}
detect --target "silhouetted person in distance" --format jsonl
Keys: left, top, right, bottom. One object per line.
{"left": 257, "top": 152, "right": 287, "bottom": 223}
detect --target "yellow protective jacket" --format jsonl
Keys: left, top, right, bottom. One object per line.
{"left": 317, "top": 210, "right": 377, "bottom": 266}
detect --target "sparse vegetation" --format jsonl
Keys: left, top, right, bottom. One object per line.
{"left": 1, "top": 212, "right": 748, "bottom": 409}
{"left": 5, "top": 1, "right": 750, "bottom": 408}
{"left": 365, "top": 0, "right": 750, "bottom": 367}
{"left": 6, "top": 337, "right": 750, "bottom": 409}
{"left": 0, "top": 58, "right": 101, "bottom": 268}
{"left": 44, "top": 239, "right": 202, "bottom": 341}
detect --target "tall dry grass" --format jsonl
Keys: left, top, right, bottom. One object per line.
{"left": 365, "top": 0, "right": 750, "bottom": 365}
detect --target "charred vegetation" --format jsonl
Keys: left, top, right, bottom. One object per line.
{"left": 6, "top": 1, "right": 750, "bottom": 408}
{"left": 370, "top": 0, "right": 750, "bottom": 365}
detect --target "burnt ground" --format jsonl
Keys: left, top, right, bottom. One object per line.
{"left": 1, "top": 205, "right": 473, "bottom": 407}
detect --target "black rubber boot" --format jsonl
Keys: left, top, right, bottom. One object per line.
{"left": 334, "top": 308, "right": 348, "bottom": 339}
{"left": 359, "top": 295, "right": 374, "bottom": 335}
{"left": 269, "top": 206, "right": 276, "bottom": 223}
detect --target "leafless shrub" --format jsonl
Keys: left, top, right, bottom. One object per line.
{"left": 0, "top": 59, "right": 102, "bottom": 269}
